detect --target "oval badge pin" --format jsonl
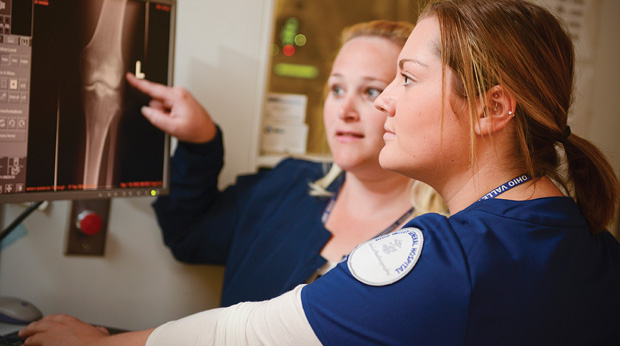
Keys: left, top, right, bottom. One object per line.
{"left": 347, "top": 227, "right": 424, "bottom": 286}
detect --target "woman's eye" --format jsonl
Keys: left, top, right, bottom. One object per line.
{"left": 330, "top": 85, "right": 344, "bottom": 96}
{"left": 402, "top": 74, "right": 413, "bottom": 86}
{"left": 366, "top": 88, "right": 382, "bottom": 100}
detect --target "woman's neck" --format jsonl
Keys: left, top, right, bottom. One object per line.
{"left": 338, "top": 170, "right": 412, "bottom": 217}
{"left": 321, "top": 171, "right": 413, "bottom": 263}
{"left": 438, "top": 163, "right": 564, "bottom": 215}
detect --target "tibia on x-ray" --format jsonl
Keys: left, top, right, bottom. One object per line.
{"left": 80, "top": 0, "right": 128, "bottom": 189}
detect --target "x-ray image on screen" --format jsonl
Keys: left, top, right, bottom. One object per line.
{"left": 0, "top": 0, "right": 174, "bottom": 202}
{"left": 80, "top": 0, "right": 134, "bottom": 188}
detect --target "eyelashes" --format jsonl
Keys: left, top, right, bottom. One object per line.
{"left": 401, "top": 74, "right": 414, "bottom": 87}
{"left": 366, "top": 88, "right": 382, "bottom": 100}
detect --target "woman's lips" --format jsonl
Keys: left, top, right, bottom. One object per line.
{"left": 383, "top": 127, "right": 395, "bottom": 141}
{"left": 336, "top": 131, "right": 364, "bottom": 141}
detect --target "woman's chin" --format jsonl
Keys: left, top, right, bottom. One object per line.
{"left": 378, "top": 151, "right": 399, "bottom": 173}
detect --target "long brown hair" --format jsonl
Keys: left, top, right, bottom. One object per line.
{"left": 421, "top": 0, "right": 619, "bottom": 232}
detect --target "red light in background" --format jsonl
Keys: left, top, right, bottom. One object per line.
{"left": 283, "top": 44, "right": 296, "bottom": 57}
{"left": 155, "top": 4, "right": 171, "bottom": 12}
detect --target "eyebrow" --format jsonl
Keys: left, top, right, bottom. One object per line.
{"left": 399, "top": 58, "right": 428, "bottom": 70}
{"left": 329, "top": 73, "right": 391, "bottom": 84}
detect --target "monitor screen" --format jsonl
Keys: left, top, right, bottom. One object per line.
{"left": 0, "top": 0, "right": 175, "bottom": 203}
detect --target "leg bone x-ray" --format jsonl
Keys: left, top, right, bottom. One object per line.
{"left": 80, "top": 0, "right": 127, "bottom": 189}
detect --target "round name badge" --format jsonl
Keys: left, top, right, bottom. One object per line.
{"left": 347, "top": 227, "right": 424, "bottom": 286}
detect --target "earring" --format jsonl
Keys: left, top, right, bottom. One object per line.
{"left": 508, "top": 110, "right": 514, "bottom": 117}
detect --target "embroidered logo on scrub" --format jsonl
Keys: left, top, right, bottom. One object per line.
{"left": 347, "top": 227, "right": 424, "bottom": 286}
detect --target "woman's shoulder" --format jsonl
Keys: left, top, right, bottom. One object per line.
{"left": 268, "top": 158, "right": 330, "bottom": 180}
{"left": 234, "top": 158, "right": 330, "bottom": 195}
{"left": 459, "top": 196, "right": 586, "bottom": 231}
{"left": 275, "top": 157, "right": 327, "bottom": 170}
{"left": 410, "top": 198, "right": 620, "bottom": 273}
{"left": 405, "top": 197, "right": 591, "bottom": 256}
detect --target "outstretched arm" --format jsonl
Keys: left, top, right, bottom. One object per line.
{"left": 19, "top": 285, "right": 320, "bottom": 346}
{"left": 125, "top": 73, "right": 217, "bottom": 143}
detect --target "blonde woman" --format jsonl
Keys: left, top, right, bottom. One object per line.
{"left": 131, "top": 19, "right": 445, "bottom": 307}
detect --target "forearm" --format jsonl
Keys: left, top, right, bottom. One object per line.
{"left": 157, "top": 127, "right": 225, "bottom": 210}
{"left": 153, "top": 127, "right": 234, "bottom": 263}
{"left": 146, "top": 285, "right": 321, "bottom": 346}
{"left": 91, "top": 329, "right": 154, "bottom": 346}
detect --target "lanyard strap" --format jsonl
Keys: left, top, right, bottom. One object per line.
{"left": 320, "top": 194, "right": 337, "bottom": 224}
{"left": 376, "top": 207, "right": 415, "bottom": 237}
{"left": 321, "top": 193, "right": 414, "bottom": 238}
{"left": 478, "top": 174, "right": 531, "bottom": 201}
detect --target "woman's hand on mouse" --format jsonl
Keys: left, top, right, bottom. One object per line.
{"left": 126, "top": 72, "right": 217, "bottom": 144}
{"left": 19, "top": 314, "right": 109, "bottom": 346}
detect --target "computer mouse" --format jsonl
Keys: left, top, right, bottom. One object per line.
{"left": 0, "top": 297, "right": 43, "bottom": 324}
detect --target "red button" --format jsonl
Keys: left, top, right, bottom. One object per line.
{"left": 76, "top": 211, "right": 103, "bottom": 236}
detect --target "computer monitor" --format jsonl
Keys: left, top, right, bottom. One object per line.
{"left": 0, "top": 0, "right": 175, "bottom": 204}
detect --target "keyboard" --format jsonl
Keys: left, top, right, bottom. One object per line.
{"left": 0, "top": 332, "right": 23, "bottom": 346}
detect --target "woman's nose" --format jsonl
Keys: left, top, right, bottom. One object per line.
{"left": 375, "top": 86, "right": 395, "bottom": 117}
{"left": 338, "top": 95, "right": 360, "bottom": 121}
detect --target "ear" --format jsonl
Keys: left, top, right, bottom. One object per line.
{"left": 474, "top": 85, "right": 517, "bottom": 136}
